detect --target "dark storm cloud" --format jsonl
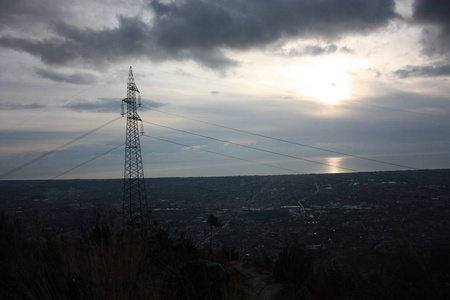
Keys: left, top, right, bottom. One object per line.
{"left": 395, "top": 64, "right": 450, "bottom": 78}
{"left": 149, "top": 0, "right": 397, "bottom": 49}
{"left": 413, "top": 0, "right": 450, "bottom": 59}
{"left": 395, "top": 0, "right": 450, "bottom": 79}
{"left": 0, "top": 102, "right": 46, "bottom": 110}
{"left": 0, "top": 16, "right": 152, "bottom": 67}
{"left": 35, "top": 68, "right": 98, "bottom": 85}
{"left": 0, "top": 0, "right": 64, "bottom": 30}
{"left": 413, "top": 0, "right": 450, "bottom": 58}
{"left": 63, "top": 97, "right": 165, "bottom": 113}
{"left": 0, "top": 0, "right": 398, "bottom": 71}
{"left": 185, "top": 48, "right": 239, "bottom": 70}
{"left": 413, "top": 0, "right": 450, "bottom": 27}
{"left": 412, "top": 0, "right": 450, "bottom": 57}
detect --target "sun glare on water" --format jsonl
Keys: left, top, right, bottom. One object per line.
{"left": 284, "top": 55, "right": 366, "bottom": 105}
{"left": 326, "top": 156, "right": 345, "bottom": 173}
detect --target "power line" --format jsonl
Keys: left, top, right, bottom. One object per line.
{"left": 142, "top": 106, "right": 450, "bottom": 184}
{"left": 141, "top": 133, "right": 415, "bottom": 193}
{"left": 0, "top": 116, "right": 122, "bottom": 179}
{"left": 16, "top": 143, "right": 125, "bottom": 194}
{"left": 0, "top": 114, "right": 39, "bottom": 134}
{"left": 142, "top": 121, "right": 359, "bottom": 173}
{"left": 48, "top": 143, "right": 125, "bottom": 180}
{"left": 144, "top": 107, "right": 418, "bottom": 171}
{"left": 142, "top": 134, "right": 303, "bottom": 175}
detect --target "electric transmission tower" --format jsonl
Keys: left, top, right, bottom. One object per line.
{"left": 121, "top": 66, "right": 148, "bottom": 224}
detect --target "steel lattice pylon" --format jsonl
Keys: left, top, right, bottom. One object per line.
{"left": 122, "top": 66, "right": 148, "bottom": 224}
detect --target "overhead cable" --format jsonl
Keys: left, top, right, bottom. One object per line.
{"left": 0, "top": 116, "right": 122, "bottom": 179}
{"left": 48, "top": 143, "right": 125, "bottom": 180}
{"left": 143, "top": 121, "right": 359, "bottom": 173}
{"left": 145, "top": 107, "right": 417, "bottom": 171}
{"left": 142, "top": 134, "right": 303, "bottom": 175}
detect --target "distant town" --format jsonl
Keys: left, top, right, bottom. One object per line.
{"left": 1, "top": 169, "right": 449, "bottom": 294}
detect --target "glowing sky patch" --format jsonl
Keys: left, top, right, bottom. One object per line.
{"left": 283, "top": 56, "right": 368, "bottom": 104}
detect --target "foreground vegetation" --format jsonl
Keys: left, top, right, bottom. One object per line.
{"left": 0, "top": 214, "right": 241, "bottom": 299}
{"left": 1, "top": 213, "right": 448, "bottom": 299}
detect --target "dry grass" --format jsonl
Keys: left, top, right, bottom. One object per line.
{"left": 0, "top": 215, "right": 207, "bottom": 299}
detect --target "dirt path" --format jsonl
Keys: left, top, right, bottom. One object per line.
{"left": 231, "top": 261, "right": 282, "bottom": 300}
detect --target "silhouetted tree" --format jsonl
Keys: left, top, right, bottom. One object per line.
{"left": 207, "top": 214, "right": 221, "bottom": 250}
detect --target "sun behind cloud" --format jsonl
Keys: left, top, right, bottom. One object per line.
{"left": 284, "top": 55, "right": 366, "bottom": 104}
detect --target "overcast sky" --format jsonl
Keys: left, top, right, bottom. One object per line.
{"left": 1, "top": 0, "right": 450, "bottom": 180}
